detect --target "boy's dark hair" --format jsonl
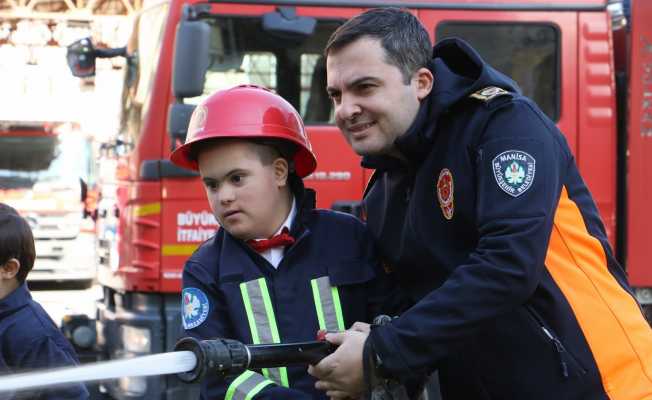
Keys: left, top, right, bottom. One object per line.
{"left": 325, "top": 7, "right": 432, "bottom": 84}
{"left": 190, "top": 138, "right": 299, "bottom": 175}
{"left": 0, "top": 203, "right": 35, "bottom": 284}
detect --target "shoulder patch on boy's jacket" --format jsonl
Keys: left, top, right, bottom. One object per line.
{"left": 469, "top": 86, "right": 510, "bottom": 102}
{"left": 182, "top": 287, "right": 210, "bottom": 329}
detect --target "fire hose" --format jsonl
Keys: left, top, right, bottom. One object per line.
{"left": 0, "top": 337, "right": 336, "bottom": 394}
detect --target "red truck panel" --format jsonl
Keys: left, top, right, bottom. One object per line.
{"left": 160, "top": 179, "right": 218, "bottom": 293}
{"left": 305, "top": 126, "right": 366, "bottom": 210}
{"left": 626, "top": 0, "right": 652, "bottom": 286}
{"left": 97, "top": 181, "right": 162, "bottom": 292}
{"left": 577, "top": 11, "right": 617, "bottom": 247}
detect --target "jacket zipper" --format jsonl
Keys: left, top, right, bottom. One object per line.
{"left": 526, "top": 306, "right": 584, "bottom": 379}
{"left": 540, "top": 325, "right": 569, "bottom": 378}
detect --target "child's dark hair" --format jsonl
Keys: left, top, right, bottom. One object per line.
{"left": 190, "top": 137, "right": 299, "bottom": 175}
{"left": 0, "top": 203, "right": 35, "bottom": 283}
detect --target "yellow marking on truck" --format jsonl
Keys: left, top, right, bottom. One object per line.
{"left": 162, "top": 244, "right": 199, "bottom": 256}
{"left": 133, "top": 202, "right": 161, "bottom": 217}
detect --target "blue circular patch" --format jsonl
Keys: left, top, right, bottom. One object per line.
{"left": 182, "top": 287, "right": 210, "bottom": 329}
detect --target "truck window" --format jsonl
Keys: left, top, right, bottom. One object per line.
{"left": 0, "top": 131, "right": 92, "bottom": 191}
{"left": 120, "top": 1, "right": 169, "bottom": 148}
{"left": 186, "top": 15, "right": 340, "bottom": 125}
{"left": 436, "top": 23, "right": 559, "bottom": 121}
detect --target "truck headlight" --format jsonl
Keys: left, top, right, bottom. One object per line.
{"left": 120, "top": 325, "right": 151, "bottom": 353}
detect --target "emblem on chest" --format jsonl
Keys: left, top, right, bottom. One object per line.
{"left": 436, "top": 168, "right": 454, "bottom": 220}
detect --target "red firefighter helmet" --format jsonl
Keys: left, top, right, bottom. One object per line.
{"left": 169, "top": 84, "right": 317, "bottom": 177}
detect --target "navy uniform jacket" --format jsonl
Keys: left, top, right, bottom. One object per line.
{"left": 0, "top": 283, "right": 89, "bottom": 399}
{"left": 183, "top": 187, "right": 402, "bottom": 399}
{"left": 364, "top": 38, "right": 652, "bottom": 399}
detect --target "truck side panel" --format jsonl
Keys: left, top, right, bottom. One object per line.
{"left": 626, "top": 0, "right": 652, "bottom": 287}
{"left": 577, "top": 10, "right": 618, "bottom": 246}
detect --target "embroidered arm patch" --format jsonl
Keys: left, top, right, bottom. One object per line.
{"left": 182, "top": 287, "right": 210, "bottom": 329}
{"left": 492, "top": 150, "right": 536, "bottom": 197}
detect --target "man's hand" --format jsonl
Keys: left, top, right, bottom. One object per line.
{"left": 350, "top": 322, "right": 370, "bottom": 333}
{"left": 308, "top": 329, "right": 368, "bottom": 399}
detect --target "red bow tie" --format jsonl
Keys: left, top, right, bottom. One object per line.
{"left": 247, "top": 228, "right": 295, "bottom": 253}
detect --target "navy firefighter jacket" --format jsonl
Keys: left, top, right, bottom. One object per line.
{"left": 364, "top": 38, "right": 652, "bottom": 399}
{"left": 0, "top": 283, "right": 89, "bottom": 399}
{"left": 182, "top": 187, "right": 402, "bottom": 400}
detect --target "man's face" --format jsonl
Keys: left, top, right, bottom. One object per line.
{"left": 326, "top": 37, "right": 431, "bottom": 157}
{"left": 198, "top": 141, "right": 287, "bottom": 241}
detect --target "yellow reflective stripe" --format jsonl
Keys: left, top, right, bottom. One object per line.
{"left": 225, "top": 370, "right": 275, "bottom": 400}
{"left": 240, "top": 278, "right": 289, "bottom": 387}
{"left": 258, "top": 279, "right": 282, "bottom": 344}
{"left": 311, "top": 279, "right": 327, "bottom": 330}
{"left": 240, "top": 282, "right": 261, "bottom": 344}
{"left": 133, "top": 202, "right": 161, "bottom": 217}
{"left": 245, "top": 380, "right": 274, "bottom": 400}
{"left": 331, "top": 286, "right": 345, "bottom": 331}
{"left": 161, "top": 244, "right": 199, "bottom": 256}
{"left": 226, "top": 371, "right": 254, "bottom": 400}
{"left": 311, "top": 276, "right": 345, "bottom": 331}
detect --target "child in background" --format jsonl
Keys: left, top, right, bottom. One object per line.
{"left": 0, "top": 203, "right": 89, "bottom": 399}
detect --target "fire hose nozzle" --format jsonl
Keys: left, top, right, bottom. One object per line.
{"left": 173, "top": 337, "right": 336, "bottom": 384}
{"left": 174, "top": 337, "right": 249, "bottom": 383}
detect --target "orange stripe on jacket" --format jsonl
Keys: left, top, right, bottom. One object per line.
{"left": 545, "top": 187, "right": 652, "bottom": 399}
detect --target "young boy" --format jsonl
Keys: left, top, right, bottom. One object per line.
{"left": 0, "top": 203, "right": 89, "bottom": 399}
{"left": 169, "top": 85, "right": 403, "bottom": 399}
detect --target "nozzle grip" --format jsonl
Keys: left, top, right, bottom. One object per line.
{"left": 174, "top": 337, "right": 248, "bottom": 383}
{"left": 174, "top": 338, "right": 335, "bottom": 384}
{"left": 247, "top": 341, "right": 336, "bottom": 368}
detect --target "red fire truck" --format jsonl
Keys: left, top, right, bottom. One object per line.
{"left": 65, "top": 0, "right": 651, "bottom": 398}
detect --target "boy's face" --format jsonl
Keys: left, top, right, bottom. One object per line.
{"left": 197, "top": 141, "right": 289, "bottom": 241}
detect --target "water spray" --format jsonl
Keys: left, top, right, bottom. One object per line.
{"left": 0, "top": 337, "right": 335, "bottom": 394}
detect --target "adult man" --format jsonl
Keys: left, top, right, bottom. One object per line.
{"left": 309, "top": 7, "right": 652, "bottom": 400}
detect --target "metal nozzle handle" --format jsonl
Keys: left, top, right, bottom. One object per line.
{"left": 174, "top": 337, "right": 335, "bottom": 383}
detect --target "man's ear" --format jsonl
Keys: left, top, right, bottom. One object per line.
{"left": 413, "top": 67, "right": 434, "bottom": 100}
{"left": 273, "top": 158, "right": 289, "bottom": 187}
{"left": 0, "top": 259, "right": 20, "bottom": 279}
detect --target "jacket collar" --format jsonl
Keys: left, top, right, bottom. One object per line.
{"left": 0, "top": 283, "right": 30, "bottom": 316}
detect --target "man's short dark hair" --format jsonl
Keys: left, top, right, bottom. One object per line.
{"left": 325, "top": 7, "right": 432, "bottom": 84}
{"left": 0, "top": 203, "right": 35, "bottom": 284}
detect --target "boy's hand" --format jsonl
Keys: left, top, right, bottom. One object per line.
{"left": 308, "top": 330, "right": 367, "bottom": 399}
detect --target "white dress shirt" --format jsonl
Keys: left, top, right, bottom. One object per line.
{"left": 258, "top": 197, "right": 296, "bottom": 269}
